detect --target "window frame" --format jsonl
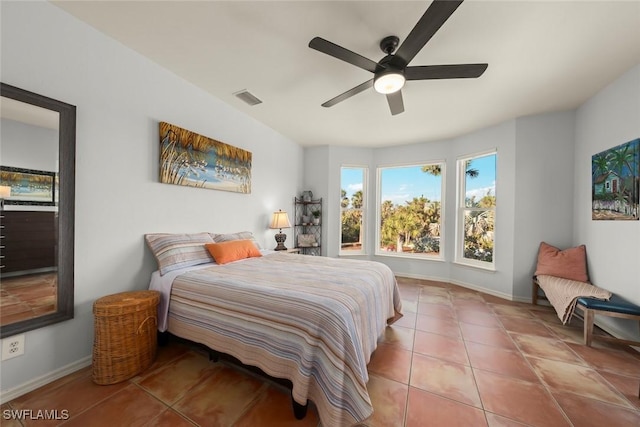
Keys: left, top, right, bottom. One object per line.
{"left": 375, "top": 161, "right": 446, "bottom": 260}
{"left": 339, "top": 165, "right": 368, "bottom": 256}
{"left": 455, "top": 149, "right": 497, "bottom": 270}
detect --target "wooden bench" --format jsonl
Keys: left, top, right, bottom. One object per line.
{"left": 532, "top": 277, "right": 640, "bottom": 348}
{"left": 575, "top": 295, "right": 640, "bottom": 348}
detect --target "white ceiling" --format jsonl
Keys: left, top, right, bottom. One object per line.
{"left": 52, "top": 0, "right": 640, "bottom": 147}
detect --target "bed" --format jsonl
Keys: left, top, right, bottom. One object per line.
{"left": 146, "top": 232, "right": 403, "bottom": 427}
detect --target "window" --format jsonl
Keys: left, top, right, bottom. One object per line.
{"left": 340, "top": 167, "right": 367, "bottom": 255}
{"left": 456, "top": 151, "right": 496, "bottom": 267}
{"left": 377, "top": 163, "right": 444, "bottom": 258}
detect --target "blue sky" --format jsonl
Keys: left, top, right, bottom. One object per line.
{"left": 464, "top": 154, "right": 496, "bottom": 201}
{"left": 341, "top": 154, "right": 496, "bottom": 207}
{"left": 379, "top": 165, "right": 442, "bottom": 204}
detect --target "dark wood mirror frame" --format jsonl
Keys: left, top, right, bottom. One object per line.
{"left": 1, "top": 83, "right": 76, "bottom": 338}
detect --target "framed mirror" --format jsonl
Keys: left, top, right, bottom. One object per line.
{"left": 0, "top": 83, "right": 76, "bottom": 338}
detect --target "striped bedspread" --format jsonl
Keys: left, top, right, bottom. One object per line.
{"left": 166, "top": 252, "right": 402, "bottom": 427}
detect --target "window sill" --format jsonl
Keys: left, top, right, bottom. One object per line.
{"left": 452, "top": 260, "right": 496, "bottom": 272}
{"left": 375, "top": 252, "right": 445, "bottom": 262}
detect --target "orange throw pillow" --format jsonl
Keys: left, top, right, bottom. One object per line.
{"left": 205, "top": 239, "right": 262, "bottom": 265}
{"left": 534, "top": 242, "right": 589, "bottom": 283}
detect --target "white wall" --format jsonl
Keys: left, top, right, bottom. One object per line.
{"left": 574, "top": 64, "right": 640, "bottom": 340}
{"left": 1, "top": 0, "right": 303, "bottom": 395}
{"left": 1, "top": 119, "right": 58, "bottom": 172}
{"left": 512, "top": 111, "right": 576, "bottom": 299}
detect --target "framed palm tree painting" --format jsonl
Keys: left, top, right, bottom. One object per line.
{"left": 592, "top": 138, "right": 639, "bottom": 220}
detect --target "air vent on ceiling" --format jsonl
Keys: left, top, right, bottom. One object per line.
{"left": 233, "top": 89, "right": 262, "bottom": 106}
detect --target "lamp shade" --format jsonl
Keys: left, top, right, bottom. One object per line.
{"left": 0, "top": 185, "right": 11, "bottom": 198}
{"left": 269, "top": 210, "right": 292, "bottom": 230}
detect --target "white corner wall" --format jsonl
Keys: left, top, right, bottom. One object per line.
{"left": 574, "top": 64, "right": 640, "bottom": 340}
{"left": 512, "top": 111, "right": 576, "bottom": 299}
{"left": 1, "top": 0, "right": 302, "bottom": 396}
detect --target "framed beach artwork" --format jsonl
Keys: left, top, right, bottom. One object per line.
{"left": 591, "top": 138, "right": 639, "bottom": 220}
{"left": 0, "top": 166, "right": 56, "bottom": 206}
{"left": 159, "top": 122, "right": 252, "bottom": 194}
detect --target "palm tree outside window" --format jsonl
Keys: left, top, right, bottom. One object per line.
{"left": 456, "top": 151, "right": 497, "bottom": 267}
{"left": 376, "top": 162, "right": 445, "bottom": 259}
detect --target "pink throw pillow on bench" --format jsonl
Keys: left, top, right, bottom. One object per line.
{"left": 535, "top": 242, "right": 589, "bottom": 283}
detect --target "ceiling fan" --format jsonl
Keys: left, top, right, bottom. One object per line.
{"left": 309, "top": 0, "right": 488, "bottom": 115}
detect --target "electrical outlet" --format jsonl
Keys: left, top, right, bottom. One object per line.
{"left": 1, "top": 334, "right": 25, "bottom": 361}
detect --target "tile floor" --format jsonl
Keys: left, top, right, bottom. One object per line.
{"left": 3, "top": 277, "right": 640, "bottom": 426}
{"left": 1, "top": 273, "right": 57, "bottom": 324}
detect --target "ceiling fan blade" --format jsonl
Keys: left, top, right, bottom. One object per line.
{"left": 391, "top": 0, "right": 464, "bottom": 68}
{"left": 322, "top": 79, "right": 374, "bottom": 108}
{"left": 405, "top": 63, "right": 488, "bottom": 80}
{"left": 309, "top": 37, "right": 379, "bottom": 73}
{"left": 386, "top": 91, "right": 404, "bottom": 115}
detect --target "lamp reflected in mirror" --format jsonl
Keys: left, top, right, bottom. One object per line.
{"left": 0, "top": 185, "right": 10, "bottom": 209}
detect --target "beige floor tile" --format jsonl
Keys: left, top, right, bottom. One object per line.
{"left": 485, "top": 412, "right": 531, "bottom": 427}
{"left": 417, "top": 302, "right": 456, "bottom": 319}
{"left": 143, "top": 408, "right": 197, "bottom": 427}
{"left": 415, "top": 313, "right": 461, "bottom": 338}
{"left": 12, "top": 369, "right": 129, "bottom": 427}
{"left": 460, "top": 322, "right": 517, "bottom": 350}
{"left": 405, "top": 387, "right": 487, "bottom": 427}
{"left": 378, "top": 325, "right": 415, "bottom": 351}
{"left": 567, "top": 342, "right": 640, "bottom": 377}
{"left": 368, "top": 343, "right": 412, "bottom": 384}
{"left": 511, "top": 333, "right": 585, "bottom": 364}
{"left": 457, "top": 310, "right": 502, "bottom": 328}
{"left": 413, "top": 330, "right": 469, "bottom": 365}
{"left": 364, "top": 375, "right": 408, "bottom": 427}
{"left": 598, "top": 370, "right": 640, "bottom": 410}
{"left": 136, "top": 351, "right": 219, "bottom": 405}
{"left": 474, "top": 369, "right": 570, "bottom": 426}
{"left": 62, "top": 384, "right": 167, "bottom": 427}
{"left": 410, "top": 353, "right": 481, "bottom": 408}
{"left": 233, "top": 385, "right": 320, "bottom": 427}
{"left": 491, "top": 304, "right": 535, "bottom": 319}
{"left": 173, "top": 363, "right": 267, "bottom": 426}
{"left": 528, "top": 356, "right": 632, "bottom": 407}
{"left": 499, "top": 316, "right": 558, "bottom": 338}
{"left": 466, "top": 341, "right": 539, "bottom": 383}
{"left": 553, "top": 391, "right": 640, "bottom": 426}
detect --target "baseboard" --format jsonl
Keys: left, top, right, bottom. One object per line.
{"left": 395, "top": 272, "right": 520, "bottom": 302}
{"left": 0, "top": 355, "right": 91, "bottom": 404}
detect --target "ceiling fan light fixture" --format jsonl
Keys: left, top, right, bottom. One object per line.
{"left": 374, "top": 70, "right": 405, "bottom": 94}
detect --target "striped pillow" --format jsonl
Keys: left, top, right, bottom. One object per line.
{"left": 210, "top": 231, "right": 261, "bottom": 249}
{"left": 145, "top": 233, "right": 215, "bottom": 275}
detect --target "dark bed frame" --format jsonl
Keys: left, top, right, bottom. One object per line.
{"left": 158, "top": 331, "right": 309, "bottom": 419}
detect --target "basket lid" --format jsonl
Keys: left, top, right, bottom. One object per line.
{"left": 93, "top": 291, "right": 160, "bottom": 316}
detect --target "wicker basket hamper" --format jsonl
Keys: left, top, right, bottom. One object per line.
{"left": 92, "top": 290, "right": 160, "bottom": 385}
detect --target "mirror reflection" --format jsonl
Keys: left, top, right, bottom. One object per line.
{"left": 0, "top": 83, "right": 75, "bottom": 338}
{"left": 1, "top": 96, "right": 60, "bottom": 326}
